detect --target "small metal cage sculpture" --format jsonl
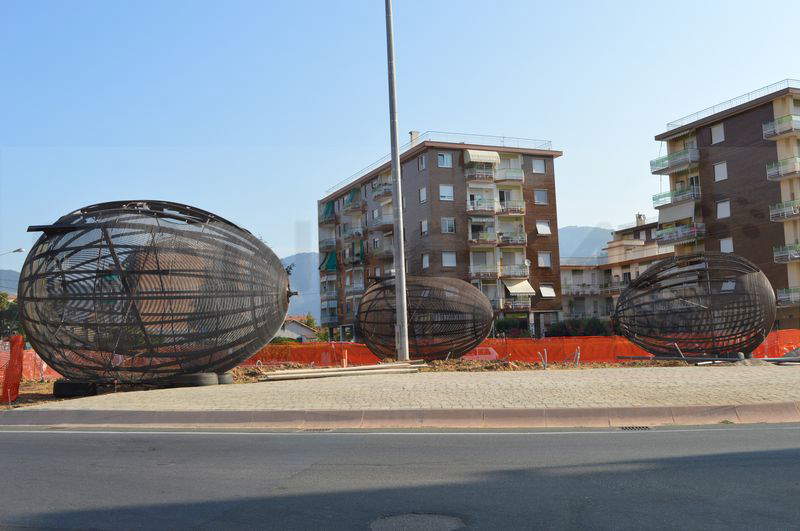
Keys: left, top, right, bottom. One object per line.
{"left": 612, "top": 252, "right": 775, "bottom": 359}
{"left": 18, "top": 200, "right": 290, "bottom": 383}
{"left": 356, "top": 276, "right": 493, "bottom": 360}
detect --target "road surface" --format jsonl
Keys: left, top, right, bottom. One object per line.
{"left": 1, "top": 425, "right": 798, "bottom": 529}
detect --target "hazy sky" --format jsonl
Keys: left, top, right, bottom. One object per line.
{"left": 1, "top": 0, "right": 797, "bottom": 273}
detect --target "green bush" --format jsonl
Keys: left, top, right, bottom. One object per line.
{"left": 547, "top": 317, "right": 612, "bottom": 337}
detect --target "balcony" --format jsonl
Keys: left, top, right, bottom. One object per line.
{"left": 373, "top": 246, "right": 393, "bottom": 259}
{"left": 343, "top": 198, "right": 363, "bottom": 213}
{"left": 763, "top": 115, "right": 800, "bottom": 140}
{"left": 497, "top": 233, "right": 527, "bottom": 246}
{"left": 342, "top": 226, "right": 364, "bottom": 240}
{"left": 774, "top": 243, "right": 800, "bottom": 264}
{"left": 468, "top": 231, "right": 497, "bottom": 246}
{"left": 770, "top": 200, "right": 800, "bottom": 222}
{"left": 503, "top": 298, "right": 531, "bottom": 311}
{"left": 499, "top": 264, "right": 530, "bottom": 278}
{"left": 497, "top": 200, "right": 526, "bottom": 215}
{"left": 345, "top": 283, "right": 365, "bottom": 296}
{"left": 650, "top": 148, "right": 700, "bottom": 175}
{"left": 469, "top": 265, "right": 498, "bottom": 279}
{"left": 373, "top": 183, "right": 393, "bottom": 201}
{"left": 495, "top": 168, "right": 524, "bottom": 182}
{"left": 652, "top": 185, "right": 701, "bottom": 208}
{"left": 320, "top": 288, "right": 338, "bottom": 301}
{"left": 655, "top": 223, "right": 705, "bottom": 245}
{"left": 777, "top": 288, "right": 800, "bottom": 307}
{"left": 766, "top": 157, "right": 800, "bottom": 182}
{"left": 319, "top": 211, "right": 335, "bottom": 224}
{"left": 562, "top": 283, "right": 602, "bottom": 296}
{"left": 601, "top": 281, "right": 629, "bottom": 294}
{"left": 464, "top": 166, "right": 495, "bottom": 182}
{"left": 343, "top": 254, "right": 364, "bottom": 266}
{"left": 371, "top": 214, "right": 394, "bottom": 230}
{"left": 318, "top": 237, "right": 336, "bottom": 251}
{"left": 466, "top": 199, "right": 497, "bottom": 213}
{"left": 320, "top": 309, "right": 338, "bottom": 325}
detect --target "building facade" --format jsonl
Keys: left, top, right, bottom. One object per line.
{"left": 318, "top": 132, "right": 563, "bottom": 340}
{"left": 560, "top": 215, "right": 674, "bottom": 320}
{"left": 650, "top": 79, "right": 800, "bottom": 329}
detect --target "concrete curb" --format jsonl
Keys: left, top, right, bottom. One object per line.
{"left": 1, "top": 402, "right": 799, "bottom": 429}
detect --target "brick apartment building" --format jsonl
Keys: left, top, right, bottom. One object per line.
{"left": 318, "top": 131, "right": 563, "bottom": 340}
{"left": 649, "top": 79, "right": 800, "bottom": 329}
{"left": 560, "top": 214, "right": 674, "bottom": 321}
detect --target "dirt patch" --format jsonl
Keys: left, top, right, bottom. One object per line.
{"left": 420, "top": 359, "right": 686, "bottom": 372}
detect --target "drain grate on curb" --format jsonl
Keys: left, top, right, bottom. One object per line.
{"left": 300, "top": 428, "right": 333, "bottom": 432}
{"left": 619, "top": 426, "right": 651, "bottom": 431}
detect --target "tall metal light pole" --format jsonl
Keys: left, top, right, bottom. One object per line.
{"left": 384, "top": 0, "right": 410, "bottom": 362}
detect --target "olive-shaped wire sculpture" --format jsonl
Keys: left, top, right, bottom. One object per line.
{"left": 356, "top": 276, "right": 494, "bottom": 360}
{"left": 18, "top": 200, "right": 290, "bottom": 383}
{"left": 612, "top": 252, "right": 776, "bottom": 358}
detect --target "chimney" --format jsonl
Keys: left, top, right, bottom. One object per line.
{"left": 635, "top": 213, "right": 647, "bottom": 227}
{"left": 409, "top": 130, "right": 421, "bottom": 146}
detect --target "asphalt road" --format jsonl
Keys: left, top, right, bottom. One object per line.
{"left": 0, "top": 425, "right": 799, "bottom": 530}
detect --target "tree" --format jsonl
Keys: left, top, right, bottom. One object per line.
{"left": 547, "top": 317, "right": 612, "bottom": 337}
{"left": 0, "top": 292, "right": 23, "bottom": 338}
{"left": 304, "top": 312, "right": 317, "bottom": 329}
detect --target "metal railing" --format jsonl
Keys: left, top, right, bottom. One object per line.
{"left": 469, "top": 231, "right": 497, "bottom": 243}
{"left": 320, "top": 289, "right": 338, "bottom": 301}
{"left": 464, "top": 167, "right": 495, "bottom": 181}
{"left": 665, "top": 79, "right": 800, "bottom": 129}
{"left": 560, "top": 256, "right": 609, "bottom": 266}
{"left": 320, "top": 310, "right": 338, "bottom": 325}
{"left": 373, "top": 183, "right": 393, "bottom": 199}
{"left": 763, "top": 114, "right": 800, "bottom": 139}
{"left": 466, "top": 199, "right": 497, "bottom": 212}
{"left": 371, "top": 214, "right": 394, "bottom": 227}
{"left": 499, "top": 264, "right": 530, "bottom": 277}
{"left": 319, "top": 211, "right": 336, "bottom": 224}
{"left": 770, "top": 199, "right": 800, "bottom": 222}
{"left": 324, "top": 130, "right": 552, "bottom": 195}
{"left": 503, "top": 299, "right": 531, "bottom": 310}
{"left": 777, "top": 287, "right": 800, "bottom": 307}
{"left": 497, "top": 200, "right": 526, "bottom": 215}
{"left": 342, "top": 226, "right": 364, "bottom": 239}
{"left": 345, "top": 283, "right": 365, "bottom": 295}
{"left": 342, "top": 198, "right": 363, "bottom": 212}
{"left": 318, "top": 237, "right": 336, "bottom": 250}
{"left": 373, "top": 246, "right": 393, "bottom": 258}
{"left": 343, "top": 254, "right": 364, "bottom": 266}
{"left": 652, "top": 185, "right": 701, "bottom": 208}
{"left": 655, "top": 223, "right": 706, "bottom": 245}
{"left": 601, "top": 280, "right": 630, "bottom": 293}
{"left": 498, "top": 233, "right": 527, "bottom": 245}
{"left": 766, "top": 157, "right": 800, "bottom": 181}
{"left": 561, "top": 283, "right": 603, "bottom": 295}
{"left": 650, "top": 147, "right": 700, "bottom": 174}
{"left": 617, "top": 216, "right": 658, "bottom": 229}
{"left": 495, "top": 168, "right": 524, "bottom": 181}
{"left": 774, "top": 243, "right": 800, "bottom": 264}
{"left": 469, "top": 265, "right": 498, "bottom": 277}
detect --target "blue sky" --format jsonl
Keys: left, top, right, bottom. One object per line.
{"left": 1, "top": 0, "right": 797, "bottom": 272}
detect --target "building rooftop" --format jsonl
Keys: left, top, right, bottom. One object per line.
{"left": 655, "top": 79, "right": 800, "bottom": 141}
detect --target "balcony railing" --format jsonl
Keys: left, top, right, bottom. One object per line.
{"left": 601, "top": 281, "right": 630, "bottom": 293}
{"left": 763, "top": 115, "right": 800, "bottom": 139}
{"left": 650, "top": 148, "right": 700, "bottom": 174}
{"left": 345, "top": 283, "right": 365, "bottom": 295}
{"left": 318, "top": 237, "right": 336, "bottom": 250}
{"left": 652, "top": 185, "right": 701, "bottom": 208}
{"left": 770, "top": 200, "right": 800, "bottom": 222}
{"left": 498, "top": 233, "right": 527, "bottom": 245}
{"left": 469, "top": 265, "right": 498, "bottom": 278}
{"left": 503, "top": 299, "right": 531, "bottom": 311}
{"left": 497, "top": 200, "right": 526, "bottom": 215}
{"left": 774, "top": 243, "right": 800, "bottom": 264}
{"left": 468, "top": 231, "right": 497, "bottom": 244}
{"left": 373, "top": 183, "right": 393, "bottom": 200}
{"left": 320, "top": 310, "right": 338, "bottom": 325}
{"left": 766, "top": 157, "right": 800, "bottom": 181}
{"left": 342, "top": 226, "right": 364, "bottom": 240}
{"left": 655, "top": 223, "right": 706, "bottom": 245}
{"left": 343, "top": 198, "right": 363, "bottom": 212}
{"left": 495, "top": 168, "right": 524, "bottom": 181}
{"left": 499, "top": 264, "right": 530, "bottom": 277}
{"left": 373, "top": 246, "right": 393, "bottom": 258}
{"left": 562, "top": 283, "right": 602, "bottom": 296}
{"left": 320, "top": 289, "right": 338, "bottom": 301}
{"left": 777, "top": 287, "right": 800, "bottom": 307}
{"left": 343, "top": 254, "right": 364, "bottom": 266}
{"left": 466, "top": 199, "right": 497, "bottom": 212}
{"left": 464, "top": 167, "right": 495, "bottom": 181}
{"left": 319, "top": 211, "right": 336, "bottom": 224}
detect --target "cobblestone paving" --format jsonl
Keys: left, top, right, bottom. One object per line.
{"left": 29, "top": 365, "right": 800, "bottom": 411}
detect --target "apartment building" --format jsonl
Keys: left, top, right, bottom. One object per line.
{"left": 649, "top": 79, "right": 799, "bottom": 329}
{"left": 318, "top": 131, "right": 563, "bottom": 340}
{"left": 560, "top": 215, "right": 674, "bottom": 320}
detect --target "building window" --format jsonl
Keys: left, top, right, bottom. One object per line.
{"left": 418, "top": 187, "right": 427, "bottom": 203}
{"left": 650, "top": 228, "right": 657, "bottom": 239}
{"left": 439, "top": 184, "right": 454, "bottom": 201}
{"left": 717, "top": 200, "right": 731, "bottom": 219}
{"left": 437, "top": 152, "right": 453, "bottom": 168}
{"left": 532, "top": 159, "right": 546, "bottom": 173}
{"left": 373, "top": 237, "right": 380, "bottom": 249}
{"left": 422, "top": 253, "right": 429, "bottom": 269}
{"left": 539, "top": 284, "right": 556, "bottom": 298}
{"left": 372, "top": 208, "right": 380, "bottom": 220}
{"left": 720, "top": 237, "right": 734, "bottom": 253}
{"left": 441, "top": 217, "right": 456, "bottom": 233}
{"left": 442, "top": 251, "right": 457, "bottom": 267}
{"left": 535, "top": 220, "right": 551, "bottom": 235}
{"left": 418, "top": 155, "right": 426, "bottom": 171}
{"left": 538, "top": 251, "right": 552, "bottom": 268}
{"left": 420, "top": 219, "right": 428, "bottom": 236}
{"left": 635, "top": 231, "right": 642, "bottom": 240}
{"left": 534, "top": 189, "right": 548, "bottom": 205}
{"left": 711, "top": 123, "right": 725, "bottom": 144}
{"left": 375, "top": 266, "right": 381, "bottom": 277}
{"left": 714, "top": 161, "right": 728, "bottom": 182}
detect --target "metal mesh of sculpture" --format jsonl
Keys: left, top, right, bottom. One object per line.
{"left": 612, "top": 252, "right": 775, "bottom": 358}
{"left": 356, "top": 276, "right": 494, "bottom": 360}
{"left": 18, "top": 200, "right": 290, "bottom": 383}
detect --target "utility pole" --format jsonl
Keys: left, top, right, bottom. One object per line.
{"left": 384, "top": 0, "right": 410, "bottom": 362}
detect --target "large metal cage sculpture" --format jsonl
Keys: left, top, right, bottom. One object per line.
{"left": 356, "top": 276, "right": 494, "bottom": 360}
{"left": 612, "top": 252, "right": 776, "bottom": 359}
{"left": 18, "top": 200, "right": 290, "bottom": 383}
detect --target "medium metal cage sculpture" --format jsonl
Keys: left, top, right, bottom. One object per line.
{"left": 356, "top": 276, "right": 493, "bottom": 360}
{"left": 18, "top": 200, "right": 290, "bottom": 383}
{"left": 612, "top": 252, "right": 775, "bottom": 359}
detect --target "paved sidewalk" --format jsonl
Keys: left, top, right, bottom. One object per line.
{"left": 26, "top": 365, "right": 800, "bottom": 411}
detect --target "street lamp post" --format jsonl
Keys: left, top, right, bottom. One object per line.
{"left": 384, "top": 0, "right": 410, "bottom": 362}
{"left": 0, "top": 248, "right": 25, "bottom": 257}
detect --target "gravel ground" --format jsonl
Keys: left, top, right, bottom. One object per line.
{"left": 25, "top": 364, "right": 800, "bottom": 411}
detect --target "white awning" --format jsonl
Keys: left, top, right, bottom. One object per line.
{"left": 658, "top": 201, "right": 695, "bottom": 224}
{"left": 503, "top": 279, "right": 536, "bottom": 295}
{"left": 535, "top": 220, "right": 552, "bottom": 235}
{"left": 464, "top": 149, "right": 500, "bottom": 165}
{"left": 539, "top": 284, "right": 557, "bottom": 298}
